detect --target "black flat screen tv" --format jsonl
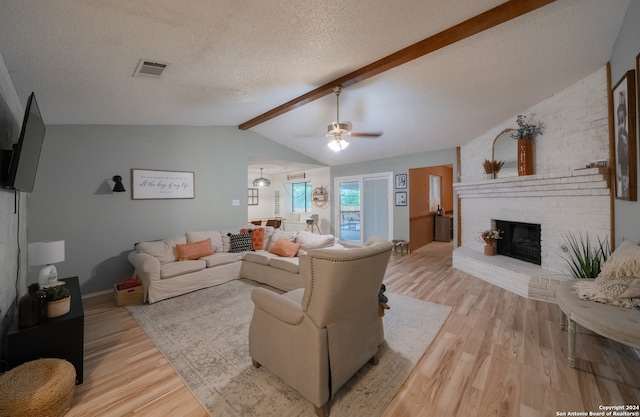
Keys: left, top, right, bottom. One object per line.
{"left": 1, "top": 92, "right": 46, "bottom": 193}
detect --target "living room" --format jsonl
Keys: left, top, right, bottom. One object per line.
{"left": 1, "top": 1, "right": 639, "bottom": 415}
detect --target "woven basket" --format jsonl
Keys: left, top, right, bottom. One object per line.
{"left": 0, "top": 358, "right": 75, "bottom": 417}
{"left": 47, "top": 296, "right": 71, "bottom": 318}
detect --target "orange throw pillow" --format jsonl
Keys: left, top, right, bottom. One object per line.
{"left": 269, "top": 238, "right": 301, "bottom": 258}
{"left": 176, "top": 238, "right": 214, "bottom": 261}
{"left": 240, "top": 227, "right": 265, "bottom": 250}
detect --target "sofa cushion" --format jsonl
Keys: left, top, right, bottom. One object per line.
{"left": 244, "top": 251, "right": 273, "bottom": 265}
{"left": 163, "top": 235, "right": 188, "bottom": 262}
{"left": 295, "top": 231, "right": 335, "bottom": 251}
{"left": 160, "top": 260, "right": 206, "bottom": 279}
{"left": 269, "top": 238, "right": 301, "bottom": 258}
{"left": 267, "top": 231, "right": 297, "bottom": 251}
{"left": 201, "top": 252, "right": 243, "bottom": 268}
{"left": 228, "top": 232, "right": 254, "bottom": 252}
{"left": 269, "top": 257, "right": 299, "bottom": 274}
{"left": 176, "top": 238, "right": 215, "bottom": 261}
{"left": 186, "top": 230, "right": 223, "bottom": 252}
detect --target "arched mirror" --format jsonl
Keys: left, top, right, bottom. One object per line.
{"left": 492, "top": 128, "right": 517, "bottom": 178}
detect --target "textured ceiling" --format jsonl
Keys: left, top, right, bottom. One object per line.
{"left": 0, "top": 0, "right": 630, "bottom": 169}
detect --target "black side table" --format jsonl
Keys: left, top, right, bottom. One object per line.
{"left": 6, "top": 276, "right": 85, "bottom": 384}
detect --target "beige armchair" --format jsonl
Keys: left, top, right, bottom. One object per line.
{"left": 248, "top": 237, "right": 393, "bottom": 416}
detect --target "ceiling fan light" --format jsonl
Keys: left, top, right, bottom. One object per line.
{"left": 326, "top": 122, "right": 351, "bottom": 137}
{"left": 328, "top": 138, "right": 349, "bottom": 152}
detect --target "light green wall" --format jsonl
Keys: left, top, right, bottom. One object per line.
{"left": 610, "top": 0, "right": 640, "bottom": 245}
{"left": 330, "top": 148, "right": 457, "bottom": 243}
{"left": 26, "top": 125, "right": 320, "bottom": 294}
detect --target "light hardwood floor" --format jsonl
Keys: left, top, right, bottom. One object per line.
{"left": 70, "top": 242, "right": 640, "bottom": 416}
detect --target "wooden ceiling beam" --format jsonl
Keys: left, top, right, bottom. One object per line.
{"left": 239, "top": 0, "right": 555, "bottom": 130}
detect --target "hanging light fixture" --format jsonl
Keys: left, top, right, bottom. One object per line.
{"left": 327, "top": 136, "right": 350, "bottom": 151}
{"left": 252, "top": 168, "right": 271, "bottom": 187}
{"left": 326, "top": 87, "right": 350, "bottom": 152}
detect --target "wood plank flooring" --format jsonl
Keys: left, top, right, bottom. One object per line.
{"left": 70, "top": 242, "right": 640, "bottom": 416}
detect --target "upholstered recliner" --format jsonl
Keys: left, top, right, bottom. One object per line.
{"left": 248, "top": 237, "right": 393, "bottom": 416}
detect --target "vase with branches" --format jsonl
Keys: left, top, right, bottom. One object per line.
{"left": 483, "top": 159, "right": 505, "bottom": 179}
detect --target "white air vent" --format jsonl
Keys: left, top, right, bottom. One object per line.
{"left": 133, "top": 59, "right": 168, "bottom": 78}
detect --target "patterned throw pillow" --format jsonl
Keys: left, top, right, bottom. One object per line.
{"left": 269, "top": 238, "right": 301, "bottom": 258}
{"left": 228, "top": 232, "right": 254, "bottom": 253}
{"left": 175, "top": 238, "right": 214, "bottom": 261}
{"left": 240, "top": 227, "right": 266, "bottom": 250}
{"left": 594, "top": 240, "right": 640, "bottom": 299}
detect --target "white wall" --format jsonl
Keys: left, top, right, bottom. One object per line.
{"left": 610, "top": 0, "right": 640, "bottom": 246}
{"left": 458, "top": 66, "right": 611, "bottom": 274}
{"left": 0, "top": 51, "right": 26, "bottom": 362}
{"left": 248, "top": 166, "right": 331, "bottom": 232}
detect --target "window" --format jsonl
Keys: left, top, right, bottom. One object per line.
{"left": 292, "top": 181, "right": 312, "bottom": 213}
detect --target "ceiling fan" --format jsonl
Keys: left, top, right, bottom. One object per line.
{"left": 326, "top": 86, "right": 382, "bottom": 151}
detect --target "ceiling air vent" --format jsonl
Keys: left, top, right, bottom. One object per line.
{"left": 133, "top": 60, "right": 168, "bottom": 78}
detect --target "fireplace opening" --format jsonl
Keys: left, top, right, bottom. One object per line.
{"left": 495, "top": 220, "right": 541, "bottom": 265}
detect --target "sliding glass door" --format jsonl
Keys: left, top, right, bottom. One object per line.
{"left": 335, "top": 173, "right": 392, "bottom": 244}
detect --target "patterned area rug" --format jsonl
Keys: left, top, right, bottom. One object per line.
{"left": 127, "top": 279, "right": 451, "bottom": 416}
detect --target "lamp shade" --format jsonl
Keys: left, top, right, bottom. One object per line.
{"left": 28, "top": 241, "right": 65, "bottom": 266}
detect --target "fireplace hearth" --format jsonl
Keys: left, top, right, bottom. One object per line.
{"left": 495, "top": 220, "right": 541, "bottom": 265}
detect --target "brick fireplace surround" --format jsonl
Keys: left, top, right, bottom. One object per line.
{"left": 453, "top": 67, "right": 611, "bottom": 303}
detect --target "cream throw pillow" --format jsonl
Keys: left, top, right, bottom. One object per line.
{"left": 295, "top": 231, "right": 335, "bottom": 253}
{"left": 594, "top": 240, "right": 640, "bottom": 299}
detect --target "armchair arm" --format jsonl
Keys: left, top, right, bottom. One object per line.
{"left": 251, "top": 288, "right": 304, "bottom": 325}
{"left": 127, "top": 251, "right": 161, "bottom": 283}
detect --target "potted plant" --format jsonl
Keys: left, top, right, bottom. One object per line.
{"left": 510, "top": 115, "right": 545, "bottom": 176}
{"left": 479, "top": 229, "right": 502, "bottom": 256}
{"left": 44, "top": 284, "right": 71, "bottom": 318}
{"left": 562, "top": 231, "right": 610, "bottom": 278}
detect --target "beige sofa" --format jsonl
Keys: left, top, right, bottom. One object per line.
{"left": 127, "top": 228, "right": 341, "bottom": 303}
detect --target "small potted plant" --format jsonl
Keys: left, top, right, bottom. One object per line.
{"left": 479, "top": 229, "right": 502, "bottom": 256}
{"left": 44, "top": 284, "right": 71, "bottom": 318}
{"left": 561, "top": 231, "right": 610, "bottom": 278}
{"left": 510, "top": 115, "right": 545, "bottom": 176}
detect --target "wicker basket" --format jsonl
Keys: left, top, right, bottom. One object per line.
{"left": 47, "top": 296, "right": 71, "bottom": 318}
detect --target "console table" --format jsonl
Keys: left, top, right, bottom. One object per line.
{"left": 6, "top": 276, "right": 85, "bottom": 384}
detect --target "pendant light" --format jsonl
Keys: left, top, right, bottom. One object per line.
{"left": 252, "top": 168, "right": 271, "bottom": 187}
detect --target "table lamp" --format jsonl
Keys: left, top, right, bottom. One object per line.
{"left": 28, "top": 240, "right": 65, "bottom": 287}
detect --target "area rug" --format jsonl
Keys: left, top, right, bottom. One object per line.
{"left": 127, "top": 279, "right": 451, "bottom": 416}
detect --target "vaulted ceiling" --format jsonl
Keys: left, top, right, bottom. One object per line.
{"left": 0, "top": 0, "right": 630, "bottom": 169}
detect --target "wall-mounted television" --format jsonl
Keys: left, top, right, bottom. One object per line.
{"left": 1, "top": 92, "right": 46, "bottom": 193}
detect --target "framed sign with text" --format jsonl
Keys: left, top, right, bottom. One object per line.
{"left": 132, "top": 169, "right": 195, "bottom": 200}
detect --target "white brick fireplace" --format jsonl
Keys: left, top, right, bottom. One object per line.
{"left": 453, "top": 67, "right": 612, "bottom": 302}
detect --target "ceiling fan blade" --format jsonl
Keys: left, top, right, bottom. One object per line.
{"left": 348, "top": 132, "right": 383, "bottom": 138}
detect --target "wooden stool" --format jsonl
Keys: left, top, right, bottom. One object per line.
{"left": 0, "top": 358, "right": 76, "bottom": 417}
{"left": 391, "top": 239, "right": 410, "bottom": 255}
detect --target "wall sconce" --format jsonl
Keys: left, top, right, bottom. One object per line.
{"left": 112, "top": 175, "right": 126, "bottom": 192}
{"left": 28, "top": 240, "right": 65, "bottom": 287}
